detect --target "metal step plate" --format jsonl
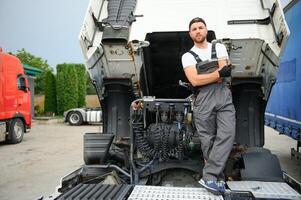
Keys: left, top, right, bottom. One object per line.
{"left": 227, "top": 181, "right": 301, "bottom": 199}
{"left": 128, "top": 185, "right": 223, "bottom": 200}
{"left": 54, "top": 184, "right": 133, "bottom": 200}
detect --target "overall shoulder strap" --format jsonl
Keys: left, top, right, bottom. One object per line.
{"left": 211, "top": 41, "right": 218, "bottom": 60}
{"left": 189, "top": 50, "right": 202, "bottom": 63}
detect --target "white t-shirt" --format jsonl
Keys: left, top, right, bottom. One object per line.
{"left": 181, "top": 42, "right": 229, "bottom": 68}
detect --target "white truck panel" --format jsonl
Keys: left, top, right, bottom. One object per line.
{"left": 86, "top": 110, "right": 102, "bottom": 122}
{"left": 79, "top": 0, "right": 289, "bottom": 84}
{"left": 130, "top": 0, "right": 288, "bottom": 56}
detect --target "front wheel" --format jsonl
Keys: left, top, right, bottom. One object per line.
{"left": 67, "top": 111, "right": 83, "bottom": 126}
{"left": 7, "top": 118, "right": 25, "bottom": 144}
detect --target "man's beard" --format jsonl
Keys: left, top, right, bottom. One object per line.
{"left": 193, "top": 35, "right": 206, "bottom": 43}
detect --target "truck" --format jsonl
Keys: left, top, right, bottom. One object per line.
{"left": 64, "top": 107, "right": 102, "bottom": 126}
{"left": 48, "top": 0, "right": 301, "bottom": 199}
{"left": 265, "top": 0, "right": 301, "bottom": 167}
{"left": 0, "top": 48, "right": 31, "bottom": 144}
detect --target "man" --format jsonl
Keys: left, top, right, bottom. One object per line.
{"left": 181, "top": 17, "right": 236, "bottom": 194}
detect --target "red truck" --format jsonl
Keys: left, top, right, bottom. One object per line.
{"left": 0, "top": 48, "right": 31, "bottom": 144}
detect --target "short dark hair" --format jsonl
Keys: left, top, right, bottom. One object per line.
{"left": 189, "top": 17, "right": 207, "bottom": 30}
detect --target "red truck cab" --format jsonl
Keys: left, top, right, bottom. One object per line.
{"left": 0, "top": 49, "right": 31, "bottom": 143}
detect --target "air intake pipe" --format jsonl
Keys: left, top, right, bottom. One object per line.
{"left": 101, "top": 0, "right": 137, "bottom": 44}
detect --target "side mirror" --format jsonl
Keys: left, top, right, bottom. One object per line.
{"left": 20, "top": 85, "right": 29, "bottom": 92}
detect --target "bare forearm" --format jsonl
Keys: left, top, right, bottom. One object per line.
{"left": 192, "top": 71, "right": 220, "bottom": 86}
{"left": 184, "top": 66, "right": 220, "bottom": 86}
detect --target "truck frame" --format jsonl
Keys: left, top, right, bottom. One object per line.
{"left": 48, "top": 0, "right": 301, "bottom": 199}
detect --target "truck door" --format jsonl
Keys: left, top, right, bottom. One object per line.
{"left": 16, "top": 73, "right": 31, "bottom": 125}
{"left": 2, "top": 55, "right": 18, "bottom": 117}
{"left": 2, "top": 54, "right": 31, "bottom": 125}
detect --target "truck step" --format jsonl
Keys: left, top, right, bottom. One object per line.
{"left": 227, "top": 181, "right": 301, "bottom": 199}
{"left": 55, "top": 184, "right": 133, "bottom": 200}
{"left": 128, "top": 185, "right": 223, "bottom": 200}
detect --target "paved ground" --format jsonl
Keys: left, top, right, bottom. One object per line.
{"left": 0, "top": 121, "right": 99, "bottom": 200}
{"left": 0, "top": 122, "right": 300, "bottom": 200}
{"left": 264, "top": 126, "right": 301, "bottom": 182}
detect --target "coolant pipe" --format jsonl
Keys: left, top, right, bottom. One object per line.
{"left": 129, "top": 108, "right": 139, "bottom": 184}
{"left": 130, "top": 160, "right": 139, "bottom": 184}
{"left": 138, "top": 159, "right": 156, "bottom": 174}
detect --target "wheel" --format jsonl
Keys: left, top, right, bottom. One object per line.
{"left": 67, "top": 111, "right": 83, "bottom": 126}
{"left": 7, "top": 118, "right": 24, "bottom": 144}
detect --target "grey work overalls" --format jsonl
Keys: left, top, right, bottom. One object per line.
{"left": 190, "top": 42, "right": 236, "bottom": 181}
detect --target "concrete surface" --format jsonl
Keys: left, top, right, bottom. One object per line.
{"left": 0, "top": 122, "right": 300, "bottom": 200}
{"left": 0, "top": 121, "right": 99, "bottom": 200}
{"left": 264, "top": 126, "right": 301, "bottom": 182}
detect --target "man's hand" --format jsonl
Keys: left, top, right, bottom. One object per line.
{"left": 218, "top": 64, "right": 232, "bottom": 78}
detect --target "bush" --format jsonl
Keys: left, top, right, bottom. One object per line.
{"left": 75, "top": 64, "right": 87, "bottom": 107}
{"left": 44, "top": 70, "right": 57, "bottom": 114}
{"left": 56, "top": 64, "right": 81, "bottom": 115}
{"left": 56, "top": 64, "right": 65, "bottom": 115}
{"left": 56, "top": 63, "right": 88, "bottom": 115}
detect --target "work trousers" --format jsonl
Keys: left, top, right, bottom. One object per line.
{"left": 194, "top": 82, "right": 236, "bottom": 181}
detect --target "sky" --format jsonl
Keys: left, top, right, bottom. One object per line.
{"left": 0, "top": 0, "right": 89, "bottom": 69}
{"left": 0, "top": 0, "right": 291, "bottom": 70}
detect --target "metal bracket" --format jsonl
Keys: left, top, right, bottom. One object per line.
{"left": 291, "top": 141, "right": 301, "bottom": 165}
{"left": 228, "top": 1, "right": 283, "bottom": 46}
{"left": 228, "top": 16, "right": 270, "bottom": 25}
{"left": 92, "top": 12, "right": 105, "bottom": 31}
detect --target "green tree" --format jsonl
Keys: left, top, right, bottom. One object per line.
{"left": 44, "top": 70, "right": 57, "bottom": 114}
{"left": 56, "top": 64, "right": 65, "bottom": 115}
{"left": 12, "top": 48, "right": 51, "bottom": 94}
{"left": 64, "top": 64, "right": 78, "bottom": 111}
{"left": 75, "top": 64, "right": 87, "bottom": 107}
{"left": 56, "top": 64, "right": 78, "bottom": 114}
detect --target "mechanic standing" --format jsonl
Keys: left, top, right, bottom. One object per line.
{"left": 181, "top": 17, "right": 236, "bottom": 195}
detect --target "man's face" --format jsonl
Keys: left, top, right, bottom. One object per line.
{"left": 189, "top": 22, "right": 208, "bottom": 43}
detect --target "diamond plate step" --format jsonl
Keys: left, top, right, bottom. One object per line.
{"left": 227, "top": 181, "right": 301, "bottom": 199}
{"left": 128, "top": 185, "right": 223, "bottom": 200}
{"left": 55, "top": 184, "right": 133, "bottom": 200}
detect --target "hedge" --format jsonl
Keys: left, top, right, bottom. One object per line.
{"left": 75, "top": 64, "right": 87, "bottom": 107}
{"left": 44, "top": 70, "right": 57, "bottom": 114}
{"left": 56, "top": 64, "right": 78, "bottom": 114}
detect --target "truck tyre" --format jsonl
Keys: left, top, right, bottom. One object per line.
{"left": 7, "top": 118, "right": 24, "bottom": 144}
{"left": 67, "top": 111, "right": 83, "bottom": 126}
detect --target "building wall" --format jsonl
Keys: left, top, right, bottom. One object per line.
{"left": 27, "top": 76, "right": 35, "bottom": 117}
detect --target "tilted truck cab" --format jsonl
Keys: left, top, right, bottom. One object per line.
{"left": 0, "top": 49, "right": 31, "bottom": 144}
{"left": 49, "top": 0, "right": 301, "bottom": 199}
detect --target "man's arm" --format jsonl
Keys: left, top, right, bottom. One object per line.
{"left": 184, "top": 58, "right": 231, "bottom": 87}
{"left": 184, "top": 65, "right": 220, "bottom": 87}
{"left": 218, "top": 57, "right": 228, "bottom": 69}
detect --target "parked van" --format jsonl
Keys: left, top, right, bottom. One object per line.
{"left": 0, "top": 48, "right": 31, "bottom": 143}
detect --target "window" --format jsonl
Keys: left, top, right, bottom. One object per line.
{"left": 17, "top": 74, "right": 27, "bottom": 91}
